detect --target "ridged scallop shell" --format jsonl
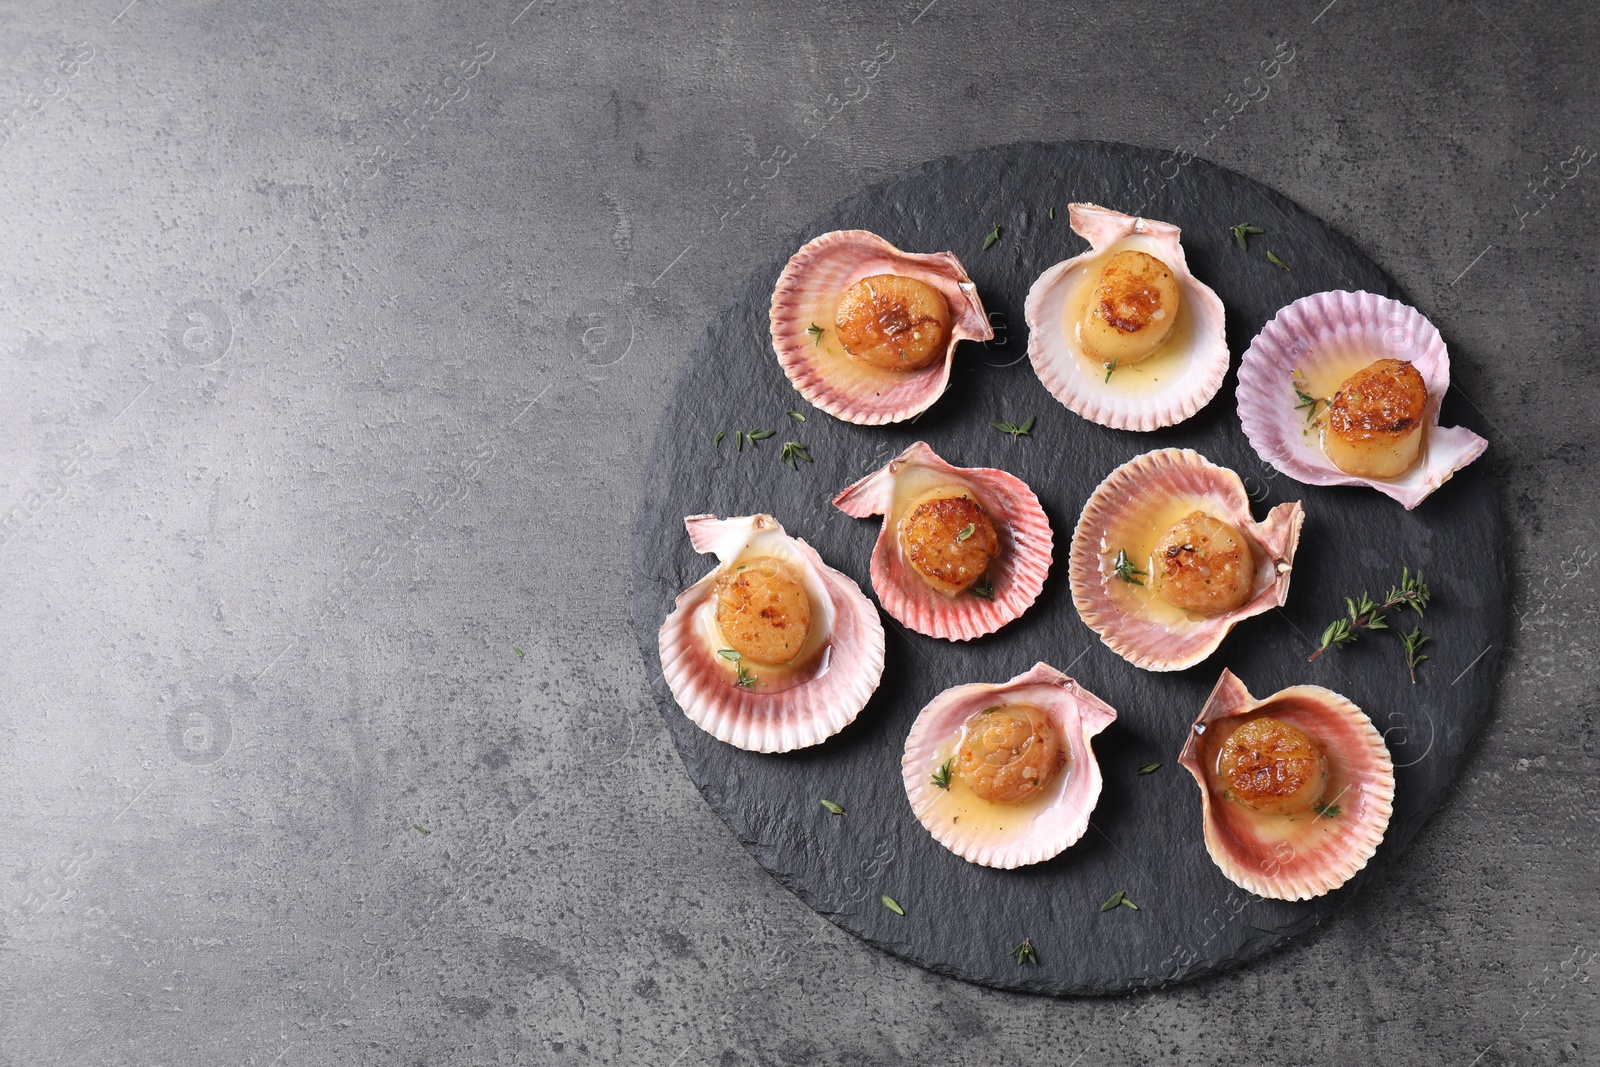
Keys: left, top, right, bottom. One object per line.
{"left": 1237, "top": 290, "right": 1488, "bottom": 509}
{"left": 902, "top": 663, "right": 1117, "bottom": 868}
{"left": 657, "top": 514, "right": 885, "bottom": 753}
{"left": 1069, "top": 448, "right": 1304, "bottom": 672}
{"left": 1178, "top": 670, "right": 1395, "bottom": 900}
{"left": 770, "top": 230, "right": 992, "bottom": 425}
{"left": 1024, "top": 204, "right": 1229, "bottom": 431}
{"left": 832, "top": 442, "right": 1053, "bottom": 641}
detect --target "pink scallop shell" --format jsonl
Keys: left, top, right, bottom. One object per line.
{"left": 770, "top": 230, "right": 992, "bottom": 425}
{"left": 1178, "top": 670, "right": 1395, "bottom": 900}
{"left": 657, "top": 514, "right": 885, "bottom": 753}
{"left": 1237, "top": 290, "right": 1488, "bottom": 509}
{"left": 833, "top": 442, "right": 1053, "bottom": 641}
{"left": 1024, "top": 203, "right": 1229, "bottom": 431}
{"left": 902, "top": 663, "right": 1117, "bottom": 869}
{"left": 1069, "top": 448, "right": 1304, "bottom": 672}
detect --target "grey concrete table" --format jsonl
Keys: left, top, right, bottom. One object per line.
{"left": 1, "top": 1, "right": 1594, "bottom": 1064}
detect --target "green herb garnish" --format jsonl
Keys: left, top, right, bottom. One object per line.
{"left": 982, "top": 222, "right": 1001, "bottom": 251}
{"left": 714, "top": 430, "right": 726, "bottom": 447}
{"left": 412, "top": 824, "right": 431, "bottom": 835}
{"left": 787, "top": 410, "right": 806, "bottom": 422}
{"left": 1293, "top": 387, "right": 1323, "bottom": 425}
{"left": 1230, "top": 222, "right": 1264, "bottom": 251}
{"left": 718, "top": 648, "right": 758, "bottom": 688}
{"left": 1312, "top": 799, "right": 1342, "bottom": 818}
{"left": 1113, "top": 549, "right": 1147, "bottom": 586}
{"left": 956, "top": 523, "right": 976, "bottom": 542}
{"left": 807, "top": 322, "right": 823, "bottom": 345}
{"left": 931, "top": 758, "right": 954, "bottom": 790}
{"left": 969, "top": 575, "right": 995, "bottom": 600}
{"left": 1120, "top": 895, "right": 1139, "bottom": 911}
{"left": 820, "top": 799, "right": 845, "bottom": 815}
{"left": 1267, "top": 250, "right": 1290, "bottom": 271}
{"left": 780, "top": 440, "right": 812, "bottom": 470}
{"left": 1137, "top": 762, "right": 1161, "bottom": 775}
{"left": 1100, "top": 890, "right": 1126, "bottom": 912}
{"left": 1309, "top": 568, "right": 1430, "bottom": 662}
{"left": 1010, "top": 938, "right": 1038, "bottom": 965}
{"left": 1048, "top": 206, "right": 1056, "bottom": 220}
{"left": 736, "top": 430, "right": 744, "bottom": 451}
{"left": 1103, "top": 357, "right": 1119, "bottom": 383}
{"left": 881, "top": 895, "right": 905, "bottom": 916}
{"left": 1400, "top": 626, "right": 1430, "bottom": 684}
{"left": 988, "top": 415, "right": 1035, "bottom": 442}
{"left": 746, "top": 428, "right": 775, "bottom": 442}
{"left": 513, "top": 646, "right": 523, "bottom": 659}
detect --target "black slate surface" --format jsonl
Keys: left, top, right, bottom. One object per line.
{"left": 630, "top": 141, "right": 1505, "bottom": 997}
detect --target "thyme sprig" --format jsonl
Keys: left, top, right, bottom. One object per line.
{"left": 780, "top": 441, "right": 812, "bottom": 470}
{"left": 1230, "top": 222, "right": 1264, "bottom": 251}
{"left": 1103, "top": 357, "right": 1119, "bottom": 383}
{"left": 1308, "top": 568, "right": 1431, "bottom": 662}
{"left": 1293, "top": 387, "right": 1324, "bottom": 425}
{"left": 718, "top": 648, "right": 757, "bottom": 688}
{"left": 807, "top": 323, "right": 823, "bottom": 345}
{"left": 989, "top": 415, "right": 1035, "bottom": 442}
{"left": 1010, "top": 938, "right": 1038, "bottom": 965}
{"left": 1113, "top": 549, "right": 1146, "bottom": 586}
{"left": 1311, "top": 799, "right": 1342, "bottom": 818}
{"left": 931, "top": 757, "right": 954, "bottom": 790}
{"left": 969, "top": 575, "right": 995, "bottom": 600}
{"left": 1400, "top": 626, "right": 1430, "bottom": 684}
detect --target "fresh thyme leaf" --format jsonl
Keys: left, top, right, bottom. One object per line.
{"left": 787, "top": 410, "right": 806, "bottom": 422}
{"left": 1010, "top": 938, "right": 1039, "bottom": 965}
{"left": 714, "top": 430, "right": 725, "bottom": 447}
{"left": 412, "top": 824, "right": 431, "bottom": 835}
{"left": 747, "top": 428, "right": 776, "bottom": 441}
{"left": 1312, "top": 799, "right": 1342, "bottom": 818}
{"left": 1137, "top": 762, "right": 1161, "bottom": 775}
{"left": 969, "top": 575, "right": 995, "bottom": 600}
{"left": 820, "top": 799, "right": 845, "bottom": 815}
{"left": 1120, "top": 896, "right": 1140, "bottom": 911}
{"left": 988, "top": 417, "right": 1034, "bottom": 443}
{"left": 1100, "top": 890, "right": 1125, "bottom": 912}
{"left": 780, "top": 440, "right": 813, "bottom": 470}
{"left": 717, "top": 649, "right": 742, "bottom": 662}
{"left": 736, "top": 430, "right": 744, "bottom": 451}
{"left": 1048, "top": 206, "right": 1056, "bottom": 220}
{"left": 1267, "top": 250, "right": 1290, "bottom": 271}
{"left": 982, "top": 222, "right": 1001, "bottom": 251}
{"left": 931, "top": 758, "right": 954, "bottom": 790}
{"left": 1113, "top": 549, "right": 1147, "bottom": 586}
{"left": 1293, "top": 387, "right": 1323, "bottom": 425}
{"left": 957, "top": 523, "right": 976, "bottom": 542}
{"left": 513, "top": 646, "right": 523, "bottom": 659}
{"left": 1400, "top": 626, "right": 1430, "bottom": 684}
{"left": 807, "top": 322, "right": 823, "bottom": 345}
{"left": 1230, "top": 222, "right": 1264, "bottom": 251}
{"left": 1104, "top": 357, "right": 1119, "bottom": 383}
{"left": 1019, "top": 415, "right": 1036, "bottom": 434}
{"left": 881, "top": 895, "right": 905, "bottom": 916}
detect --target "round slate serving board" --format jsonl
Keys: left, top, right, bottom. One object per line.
{"left": 630, "top": 141, "right": 1505, "bottom": 996}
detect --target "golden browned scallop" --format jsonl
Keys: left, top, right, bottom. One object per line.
{"left": 899, "top": 493, "right": 1000, "bottom": 594}
{"left": 1321, "top": 358, "right": 1428, "bottom": 479}
{"left": 1078, "top": 250, "right": 1182, "bottom": 366}
{"left": 833, "top": 273, "right": 953, "bottom": 371}
{"left": 714, "top": 557, "right": 812, "bottom": 666}
{"left": 1214, "top": 716, "right": 1329, "bottom": 816}
{"left": 954, "top": 704, "right": 1067, "bottom": 804}
{"left": 1152, "top": 512, "right": 1257, "bottom": 615}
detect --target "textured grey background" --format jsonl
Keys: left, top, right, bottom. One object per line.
{"left": 0, "top": 1, "right": 1594, "bottom": 1065}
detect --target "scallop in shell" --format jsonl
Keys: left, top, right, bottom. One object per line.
{"left": 770, "top": 230, "right": 993, "bottom": 425}
{"left": 832, "top": 441, "right": 1052, "bottom": 641}
{"left": 1179, "top": 669, "right": 1395, "bottom": 900}
{"left": 1024, "top": 204, "right": 1229, "bottom": 430}
{"left": 902, "top": 663, "right": 1117, "bottom": 869}
{"left": 1237, "top": 290, "right": 1488, "bottom": 509}
{"left": 1069, "top": 448, "right": 1304, "bottom": 672}
{"left": 657, "top": 514, "right": 885, "bottom": 753}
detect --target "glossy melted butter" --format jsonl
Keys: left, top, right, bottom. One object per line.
{"left": 920, "top": 736, "right": 1061, "bottom": 835}
{"left": 1061, "top": 238, "right": 1196, "bottom": 394}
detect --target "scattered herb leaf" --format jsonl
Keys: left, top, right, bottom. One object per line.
{"left": 1230, "top": 222, "right": 1264, "bottom": 251}
{"left": 1400, "top": 626, "right": 1430, "bottom": 684}
{"left": 736, "top": 430, "right": 745, "bottom": 451}
{"left": 820, "top": 799, "right": 845, "bottom": 815}
{"left": 1010, "top": 938, "right": 1039, "bottom": 965}
{"left": 931, "top": 758, "right": 954, "bottom": 790}
{"left": 747, "top": 428, "right": 776, "bottom": 442}
{"left": 1120, "top": 895, "right": 1140, "bottom": 911}
{"left": 969, "top": 575, "right": 995, "bottom": 600}
{"left": 412, "top": 824, "right": 431, "bottom": 835}
{"left": 1312, "top": 799, "right": 1342, "bottom": 818}
{"left": 988, "top": 415, "right": 1035, "bottom": 443}
{"left": 807, "top": 322, "right": 824, "bottom": 345}
{"left": 1113, "top": 549, "right": 1147, "bottom": 586}
{"left": 1100, "top": 890, "right": 1126, "bottom": 912}
{"left": 1293, "top": 387, "right": 1323, "bottom": 425}
{"left": 1137, "top": 762, "right": 1161, "bottom": 775}
{"left": 982, "top": 222, "right": 1001, "bottom": 251}
{"left": 957, "top": 522, "right": 976, "bottom": 542}
{"left": 513, "top": 646, "right": 523, "bottom": 659}
{"left": 780, "top": 440, "right": 813, "bottom": 470}
{"left": 1103, "top": 357, "right": 1119, "bottom": 383}
{"left": 881, "top": 895, "right": 905, "bottom": 916}
{"left": 787, "top": 410, "right": 807, "bottom": 422}
{"left": 1048, "top": 206, "right": 1056, "bottom": 220}
{"left": 1309, "top": 568, "right": 1430, "bottom": 662}
{"left": 718, "top": 648, "right": 758, "bottom": 688}
{"left": 1267, "top": 250, "right": 1291, "bottom": 271}
{"left": 714, "top": 430, "right": 726, "bottom": 447}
